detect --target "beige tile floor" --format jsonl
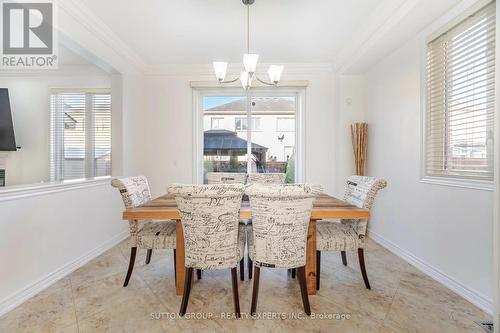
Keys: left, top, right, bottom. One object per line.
{"left": 0, "top": 237, "right": 490, "bottom": 333}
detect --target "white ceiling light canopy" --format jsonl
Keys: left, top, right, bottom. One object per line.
{"left": 212, "top": 0, "right": 284, "bottom": 90}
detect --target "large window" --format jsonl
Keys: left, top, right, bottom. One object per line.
{"left": 50, "top": 90, "right": 111, "bottom": 181}
{"left": 425, "top": 2, "right": 495, "bottom": 182}
{"left": 198, "top": 91, "right": 303, "bottom": 184}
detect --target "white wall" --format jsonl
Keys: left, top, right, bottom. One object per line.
{"left": 0, "top": 69, "right": 111, "bottom": 186}
{"left": 0, "top": 0, "right": 146, "bottom": 317}
{"left": 135, "top": 66, "right": 345, "bottom": 197}
{"left": 0, "top": 182, "right": 128, "bottom": 315}
{"left": 334, "top": 75, "right": 367, "bottom": 197}
{"left": 365, "top": 21, "right": 493, "bottom": 312}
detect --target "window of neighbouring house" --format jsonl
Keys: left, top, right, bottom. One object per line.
{"left": 424, "top": 2, "right": 495, "bottom": 183}
{"left": 235, "top": 117, "right": 261, "bottom": 131}
{"left": 50, "top": 89, "right": 111, "bottom": 181}
{"left": 211, "top": 117, "right": 224, "bottom": 129}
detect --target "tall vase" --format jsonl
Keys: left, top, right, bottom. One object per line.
{"left": 351, "top": 123, "right": 368, "bottom": 176}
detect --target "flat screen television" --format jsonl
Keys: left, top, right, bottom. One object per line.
{"left": 0, "top": 88, "right": 17, "bottom": 151}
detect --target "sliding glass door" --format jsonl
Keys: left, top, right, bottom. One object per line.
{"left": 197, "top": 89, "right": 304, "bottom": 184}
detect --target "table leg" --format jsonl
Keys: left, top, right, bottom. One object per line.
{"left": 175, "top": 219, "right": 185, "bottom": 296}
{"left": 305, "top": 219, "right": 317, "bottom": 295}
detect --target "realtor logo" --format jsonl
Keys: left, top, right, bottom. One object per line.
{"left": 1, "top": 0, "right": 57, "bottom": 69}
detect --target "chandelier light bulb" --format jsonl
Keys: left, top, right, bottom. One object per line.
{"left": 213, "top": 62, "right": 228, "bottom": 82}
{"left": 268, "top": 65, "right": 284, "bottom": 84}
{"left": 243, "top": 54, "right": 259, "bottom": 73}
{"left": 240, "top": 70, "right": 250, "bottom": 90}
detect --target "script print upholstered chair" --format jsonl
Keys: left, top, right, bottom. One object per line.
{"left": 246, "top": 172, "right": 286, "bottom": 185}
{"left": 206, "top": 172, "right": 248, "bottom": 280}
{"left": 111, "top": 176, "right": 176, "bottom": 287}
{"left": 245, "top": 184, "right": 316, "bottom": 315}
{"left": 168, "top": 184, "right": 246, "bottom": 318}
{"left": 245, "top": 172, "right": 285, "bottom": 279}
{"left": 206, "top": 172, "right": 248, "bottom": 185}
{"left": 316, "top": 176, "right": 387, "bottom": 290}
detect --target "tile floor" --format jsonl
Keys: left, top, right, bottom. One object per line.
{"left": 0, "top": 238, "right": 490, "bottom": 333}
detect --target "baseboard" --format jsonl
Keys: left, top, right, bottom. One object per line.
{"left": 0, "top": 230, "right": 129, "bottom": 317}
{"left": 369, "top": 231, "right": 494, "bottom": 315}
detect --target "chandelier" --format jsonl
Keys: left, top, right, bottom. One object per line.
{"left": 212, "top": 0, "right": 284, "bottom": 90}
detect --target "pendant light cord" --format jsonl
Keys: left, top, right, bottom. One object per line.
{"left": 247, "top": 3, "right": 250, "bottom": 54}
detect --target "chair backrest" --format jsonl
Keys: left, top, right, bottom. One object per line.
{"left": 111, "top": 176, "right": 151, "bottom": 209}
{"left": 247, "top": 173, "right": 286, "bottom": 184}
{"left": 245, "top": 184, "right": 315, "bottom": 269}
{"left": 206, "top": 172, "right": 247, "bottom": 185}
{"left": 168, "top": 183, "right": 245, "bottom": 270}
{"left": 342, "top": 175, "right": 387, "bottom": 235}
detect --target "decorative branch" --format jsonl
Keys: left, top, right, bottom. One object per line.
{"left": 351, "top": 122, "right": 368, "bottom": 176}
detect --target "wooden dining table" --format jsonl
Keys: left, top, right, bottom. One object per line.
{"left": 122, "top": 193, "right": 370, "bottom": 296}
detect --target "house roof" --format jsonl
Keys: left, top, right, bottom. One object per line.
{"left": 205, "top": 97, "right": 295, "bottom": 112}
{"left": 204, "top": 129, "right": 267, "bottom": 155}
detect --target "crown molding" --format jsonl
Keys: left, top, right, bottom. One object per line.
{"left": 56, "top": 0, "right": 147, "bottom": 74}
{"left": 333, "top": 0, "right": 420, "bottom": 74}
{"left": 144, "top": 63, "right": 333, "bottom": 77}
{"left": 0, "top": 65, "right": 110, "bottom": 78}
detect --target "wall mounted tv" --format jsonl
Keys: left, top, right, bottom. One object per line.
{"left": 0, "top": 88, "right": 17, "bottom": 151}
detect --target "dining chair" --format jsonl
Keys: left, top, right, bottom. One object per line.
{"left": 316, "top": 176, "right": 387, "bottom": 290}
{"left": 246, "top": 172, "right": 286, "bottom": 184}
{"left": 245, "top": 184, "right": 316, "bottom": 316}
{"left": 244, "top": 172, "right": 285, "bottom": 278}
{"left": 206, "top": 172, "right": 248, "bottom": 280}
{"left": 168, "top": 183, "right": 246, "bottom": 318}
{"left": 111, "top": 176, "right": 176, "bottom": 287}
{"left": 206, "top": 172, "right": 248, "bottom": 184}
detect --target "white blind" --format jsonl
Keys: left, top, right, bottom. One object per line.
{"left": 50, "top": 90, "right": 111, "bottom": 181}
{"left": 425, "top": 2, "right": 495, "bottom": 181}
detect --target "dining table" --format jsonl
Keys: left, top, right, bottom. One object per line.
{"left": 122, "top": 192, "right": 370, "bottom": 296}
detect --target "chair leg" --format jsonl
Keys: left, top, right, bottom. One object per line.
{"left": 123, "top": 247, "right": 137, "bottom": 287}
{"left": 173, "top": 249, "right": 177, "bottom": 284}
{"left": 316, "top": 251, "right": 321, "bottom": 291}
{"left": 179, "top": 268, "right": 194, "bottom": 316}
{"left": 297, "top": 266, "right": 311, "bottom": 315}
{"left": 341, "top": 251, "right": 347, "bottom": 266}
{"left": 358, "top": 248, "right": 371, "bottom": 290}
{"left": 145, "top": 249, "right": 152, "bottom": 264}
{"left": 248, "top": 258, "right": 253, "bottom": 279}
{"left": 291, "top": 268, "right": 296, "bottom": 279}
{"left": 250, "top": 266, "right": 260, "bottom": 315}
{"left": 197, "top": 269, "right": 202, "bottom": 280}
{"left": 239, "top": 258, "right": 245, "bottom": 281}
{"left": 231, "top": 267, "right": 241, "bottom": 318}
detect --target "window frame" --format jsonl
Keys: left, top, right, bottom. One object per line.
{"left": 420, "top": 0, "right": 495, "bottom": 191}
{"left": 50, "top": 88, "right": 112, "bottom": 182}
{"left": 193, "top": 87, "right": 306, "bottom": 184}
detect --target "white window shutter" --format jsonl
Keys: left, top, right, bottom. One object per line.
{"left": 50, "top": 90, "right": 111, "bottom": 181}
{"left": 425, "top": 2, "right": 495, "bottom": 181}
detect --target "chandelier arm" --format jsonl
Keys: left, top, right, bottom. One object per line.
{"left": 220, "top": 77, "right": 240, "bottom": 84}
{"left": 255, "top": 75, "right": 276, "bottom": 86}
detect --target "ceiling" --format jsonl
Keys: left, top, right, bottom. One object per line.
{"left": 79, "top": 0, "right": 462, "bottom": 71}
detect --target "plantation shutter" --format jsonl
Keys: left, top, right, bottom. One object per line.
{"left": 425, "top": 2, "right": 495, "bottom": 180}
